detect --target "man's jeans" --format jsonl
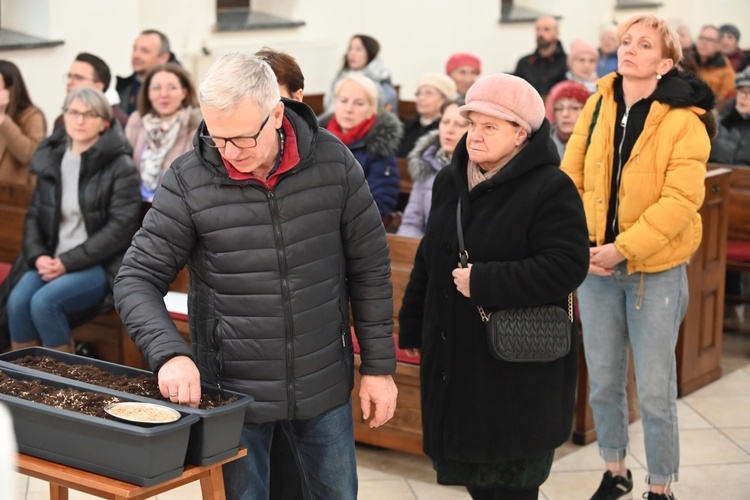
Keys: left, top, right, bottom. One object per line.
{"left": 223, "top": 398, "right": 358, "bottom": 500}
{"left": 7, "top": 267, "right": 108, "bottom": 347}
{"left": 578, "top": 263, "right": 688, "bottom": 486}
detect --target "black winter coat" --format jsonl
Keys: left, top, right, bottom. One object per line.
{"left": 0, "top": 122, "right": 142, "bottom": 349}
{"left": 514, "top": 43, "right": 568, "bottom": 97}
{"left": 114, "top": 99, "right": 395, "bottom": 424}
{"left": 709, "top": 102, "right": 750, "bottom": 166}
{"left": 398, "top": 120, "right": 590, "bottom": 463}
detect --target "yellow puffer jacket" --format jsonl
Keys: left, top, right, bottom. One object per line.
{"left": 561, "top": 72, "right": 711, "bottom": 274}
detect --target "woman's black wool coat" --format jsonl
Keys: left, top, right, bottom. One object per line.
{"left": 399, "top": 119, "right": 590, "bottom": 463}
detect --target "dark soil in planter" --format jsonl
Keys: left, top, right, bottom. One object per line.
{"left": 0, "top": 371, "right": 119, "bottom": 418}
{"left": 11, "top": 356, "right": 237, "bottom": 410}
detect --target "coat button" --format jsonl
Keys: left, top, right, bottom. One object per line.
{"left": 596, "top": 162, "right": 602, "bottom": 167}
{"left": 441, "top": 371, "right": 446, "bottom": 380}
{"left": 445, "top": 244, "right": 452, "bottom": 255}
{"left": 441, "top": 330, "right": 446, "bottom": 340}
{"left": 597, "top": 199, "right": 603, "bottom": 203}
{"left": 443, "top": 289, "right": 449, "bottom": 298}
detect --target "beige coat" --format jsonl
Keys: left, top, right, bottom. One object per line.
{"left": 0, "top": 106, "right": 46, "bottom": 184}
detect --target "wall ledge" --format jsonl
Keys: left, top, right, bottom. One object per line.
{"left": 0, "top": 28, "right": 63, "bottom": 51}
{"left": 215, "top": 8, "right": 305, "bottom": 32}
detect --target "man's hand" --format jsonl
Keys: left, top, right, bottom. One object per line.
{"left": 359, "top": 374, "right": 398, "bottom": 428}
{"left": 158, "top": 355, "right": 202, "bottom": 408}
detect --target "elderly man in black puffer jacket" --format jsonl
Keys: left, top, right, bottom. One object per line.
{"left": 114, "top": 53, "right": 397, "bottom": 500}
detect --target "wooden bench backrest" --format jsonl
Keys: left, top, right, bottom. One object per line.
{"left": 707, "top": 163, "right": 750, "bottom": 241}
{"left": 398, "top": 100, "right": 417, "bottom": 122}
{"left": 0, "top": 182, "right": 34, "bottom": 263}
{"left": 302, "top": 93, "right": 324, "bottom": 116}
{"left": 386, "top": 233, "right": 419, "bottom": 334}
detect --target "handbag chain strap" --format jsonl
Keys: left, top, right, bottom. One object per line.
{"left": 456, "top": 202, "right": 574, "bottom": 324}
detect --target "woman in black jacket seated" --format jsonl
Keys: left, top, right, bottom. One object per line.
{"left": 5, "top": 87, "right": 141, "bottom": 352}
{"left": 398, "top": 74, "right": 589, "bottom": 499}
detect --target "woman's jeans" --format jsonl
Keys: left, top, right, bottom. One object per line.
{"left": 223, "top": 398, "right": 358, "bottom": 500}
{"left": 577, "top": 263, "right": 688, "bottom": 486}
{"left": 7, "top": 267, "right": 108, "bottom": 347}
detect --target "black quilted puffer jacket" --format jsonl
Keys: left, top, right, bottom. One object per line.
{"left": 114, "top": 99, "right": 395, "bottom": 424}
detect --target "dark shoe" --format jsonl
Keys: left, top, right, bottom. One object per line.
{"left": 591, "top": 470, "right": 633, "bottom": 499}
{"left": 642, "top": 492, "right": 675, "bottom": 500}
{"left": 74, "top": 341, "right": 96, "bottom": 358}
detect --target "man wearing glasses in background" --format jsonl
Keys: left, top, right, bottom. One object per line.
{"left": 53, "top": 53, "right": 129, "bottom": 131}
{"left": 114, "top": 53, "right": 398, "bottom": 500}
{"left": 695, "top": 24, "right": 736, "bottom": 111}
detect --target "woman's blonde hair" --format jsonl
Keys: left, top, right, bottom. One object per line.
{"left": 616, "top": 14, "right": 683, "bottom": 64}
{"left": 333, "top": 74, "right": 380, "bottom": 113}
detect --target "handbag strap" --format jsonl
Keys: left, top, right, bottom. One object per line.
{"left": 455, "top": 201, "right": 574, "bottom": 323}
{"left": 456, "top": 202, "right": 468, "bottom": 268}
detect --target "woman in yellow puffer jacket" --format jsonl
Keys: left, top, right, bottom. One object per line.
{"left": 561, "top": 13, "right": 715, "bottom": 500}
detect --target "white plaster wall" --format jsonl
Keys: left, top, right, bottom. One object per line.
{"left": 2, "top": 0, "right": 749, "bottom": 130}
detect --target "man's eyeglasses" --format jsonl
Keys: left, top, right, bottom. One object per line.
{"left": 64, "top": 109, "right": 101, "bottom": 121}
{"left": 200, "top": 114, "right": 270, "bottom": 149}
{"left": 63, "top": 73, "right": 96, "bottom": 84}
{"left": 737, "top": 88, "right": 750, "bottom": 97}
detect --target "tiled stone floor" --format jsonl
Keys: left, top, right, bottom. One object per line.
{"left": 9, "top": 329, "right": 750, "bottom": 499}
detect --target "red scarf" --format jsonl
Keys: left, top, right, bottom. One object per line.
{"left": 326, "top": 114, "right": 376, "bottom": 146}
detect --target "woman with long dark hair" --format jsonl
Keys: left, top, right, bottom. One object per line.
{"left": 0, "top": 60, "right": 46, "bottom": 184}
{"left": 125, "top": 62, "right": 201, "bottom": 201}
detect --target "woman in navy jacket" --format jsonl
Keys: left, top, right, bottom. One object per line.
{"left": 322, "top": 73, "right": 401, "bottom": 217}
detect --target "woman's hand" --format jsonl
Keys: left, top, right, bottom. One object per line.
{"left": 36, "top": 257, "right": 66, "bottom": 282}
{"left": 589, "top": 263, "right": 615, "bottom": 276}
{"left": 452, "top": 263, "right": 472, "bottom": 298}
{"left": 403, "top": 348, "right": 420, "bottom": 357}
{"left": 589, "top": 244, "right": 625, "bottom": 274}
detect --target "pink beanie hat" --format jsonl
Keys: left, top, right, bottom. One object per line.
{"left": 445, "top": 53, "right": 482, "bottom": 75}
{"left": 459, "top": 73, "right": 545, "bottom": 134}
{"left": 567, "top": 39, "right": 599, "bottom": 65}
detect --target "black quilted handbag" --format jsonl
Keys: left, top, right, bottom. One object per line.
{"left": 478, "top": 296, "right": 572, "bottom": 362}
{"left": 456, "top": 203, "right": 572, "bottom": 363}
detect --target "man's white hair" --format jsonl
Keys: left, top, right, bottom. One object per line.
{"left": 199, "top": 52, "right": 280, "bottom": 116}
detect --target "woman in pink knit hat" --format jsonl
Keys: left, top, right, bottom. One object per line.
{"left": 398, "top": 73, "right": 589, "bottom": 500}
{"left": 567, "top": 39, "right": 600, "bottom": 93}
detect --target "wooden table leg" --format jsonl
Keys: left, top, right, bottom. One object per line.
{"left": 49, "top": 483, "right": 69, "bottom": 500}
{"left": 199, "top": 465, "right": 226, "bottom": 500}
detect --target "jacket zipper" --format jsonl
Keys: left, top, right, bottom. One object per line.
{"left": 612, "top": 106, "right": 630, "bottom": 237}
{"left": 268, "top": 191, "right": 296, "bottom": 419}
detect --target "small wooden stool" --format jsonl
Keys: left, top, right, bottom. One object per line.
{"left": 16, "top": 447, "right": 246, "bottom": 500}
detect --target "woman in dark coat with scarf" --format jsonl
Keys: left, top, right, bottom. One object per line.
{"left": 323, "top": 73, "right": 402, "bottom": 217}
{"left": 398, "top": 74, "right": 589, "bottom": 499}
{"left": 0, "top": 87, "right": 141, "bottom": 352}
